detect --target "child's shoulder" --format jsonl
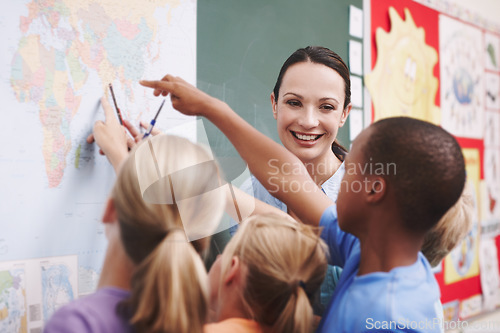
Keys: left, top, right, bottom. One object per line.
{"left": 345, "top": 258, "right": 441, "bottom": 331}
{"left": 204, "top": 318, "right": 262, "bottom": 333}
{"left": 44, "top": 287, "right": 131, "bottom": 333}
{"left": 358, "top": 253, "right": 437, "bottom": 287}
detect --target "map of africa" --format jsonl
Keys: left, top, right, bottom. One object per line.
{"left": 0, "top": 0, "right": 196, "bottom": 330}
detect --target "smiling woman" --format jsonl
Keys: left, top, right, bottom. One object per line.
{"left": 271, "top": 47, "right": 351, "bottom": 176}
{"left": 241, "top": 46, "right": 352, "bottom": 201}
{"left": 230, "top": 46, "right": 352, "bottom": 316}
{"left": 272, "top": 61, "right": 349, "bottom": 174}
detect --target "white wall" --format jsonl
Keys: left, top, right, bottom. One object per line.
{"left": 447, "top": 0, "right": 500, "bottom": 26}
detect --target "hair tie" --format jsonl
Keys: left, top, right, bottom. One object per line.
{"left": 298, "top": 280, "right": 306, "bottom": 290}
{"left": 163, "top": 227, "right": 187, "bottom": 241}
{"left": 296, "top": 280, "right": 313, "bottom": 301}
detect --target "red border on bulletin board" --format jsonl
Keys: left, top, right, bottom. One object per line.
{"left": 434, "top": 137, "right": 483, "bottom": 304}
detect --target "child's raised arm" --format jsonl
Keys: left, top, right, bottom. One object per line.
{"left": 86, "top": 97, "right": 130, "bottom": 173}
{"left": 140, "top": 75, "right": 333, "bottom": 226}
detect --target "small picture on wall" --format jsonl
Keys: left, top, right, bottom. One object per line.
{"left": 485, "top": 32, "right": 500, "bottom": 72}
{"left": 485, "top": 73, "right": 500, "bottom": 110}
{"left": 440, "top": 15, "right": 484, "bottom": 139}
{"left": 484, "top": 111, "right": 500, "bottom": 147}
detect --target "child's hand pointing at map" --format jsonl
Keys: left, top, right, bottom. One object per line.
{"left": 86, "top": 97, "right": 131, "bottom": 172}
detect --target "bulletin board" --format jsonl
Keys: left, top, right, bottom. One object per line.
{"left": 364, "top": 0, "right": 500, "bottom": 321}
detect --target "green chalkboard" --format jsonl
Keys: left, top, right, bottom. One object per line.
{"left": 198, "top": 0, "right": 363, "bottom": 174}
{"left": 197, "top": 0, "right": 363, "bottom": 263}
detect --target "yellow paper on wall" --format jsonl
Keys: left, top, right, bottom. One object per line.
{"left": 365, "top": 7, "right": 440, "bottom": 124}
{"left": 444, "top": 148, "right": 481, "bottom": 284}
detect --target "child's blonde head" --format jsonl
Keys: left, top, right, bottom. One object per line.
{"left": 112, "top": 134, "right": 225, "bottom": 333}
{"left": 220, "top": 214, "right": 328, "bottom": 333}
{"left": 422, "top": 182, "right": 474, "bottom": 267}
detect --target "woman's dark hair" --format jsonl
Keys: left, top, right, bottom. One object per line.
{"left": 273, "top": 46, "right": 351, "bottom": 157}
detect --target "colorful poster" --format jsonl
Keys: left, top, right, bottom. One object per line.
{"left": 0, "top": 262, "right": 27, "bottom": 333}
{"left": 459, "top": 294, "right": 483, "bottom": 319}
{"left": 0, "top": 256, "right": 77, "bottom": 332}
{"left": 484, "top": 148, "right": 500, "bottom": 222}
{"left": 482, "top": 182, "right": 500, "bottom": 238}
{"left": 479, "top": 238, "right": 500, "bottom": 311}
{"left": 442, "top": 300, "right": 460, "bottom": 323}
{"left": 365, "top": 7, "right": 440, "bottom": 124}
{"left": 484, "top": 111, "right": 500, "bottom": 147}
{"left": 445, "top": 149, "right": 480, "bottom": 284}
{"left": 439, "top": 15, "right": 484, "bottom": 138}
{"left": 485, "top": 73, "right": 500, "bottom": 110}
{"left": 484, "top": 32, "right": 500, "bottom": 72}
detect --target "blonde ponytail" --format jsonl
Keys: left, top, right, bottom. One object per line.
{"left": 125, "top": 229, "right": 208, "bottom": 333}
{"left": 272, "top": 283, "right": 314, "bottom": 333}
{"left": 112, "top": 134, "right": 225, "bottom": 333}
{"left": 220, "top": 215, "right": 327, "bottom": 333}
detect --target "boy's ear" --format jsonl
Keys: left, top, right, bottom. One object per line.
{"left": 270, "top": 92, "right": 278, "bottom": 120}
{"left": 367, "top": 177, "right": 386, "bottom": 203}
{"left": 102, "top": 198, "right": 117, "bottom": 224}
{"left": 223, "top": 256, "right": 241, "bottom": 285}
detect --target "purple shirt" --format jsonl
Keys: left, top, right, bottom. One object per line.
{"left": 43, "top": 287, "right": 132, "bottom": 333}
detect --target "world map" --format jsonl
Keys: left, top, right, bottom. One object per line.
{"left": 0, "top": 0, "right": 196, "bottom": 330}
{"left": 10, "top": 0, "right": 192, "bottom": 187}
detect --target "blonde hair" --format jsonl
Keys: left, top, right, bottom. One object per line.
{"left": 220, "top": 215, "right": 328, "bottom": 333}
{"left": 113, "top": 134, "right": 225, "bottom": 333}
{"left": 422, "top": 182, "right": 475, "bottom": 267}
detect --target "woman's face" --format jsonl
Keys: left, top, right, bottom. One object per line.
{"left": 272, "top": 61, "right": 350, "bottom": 164}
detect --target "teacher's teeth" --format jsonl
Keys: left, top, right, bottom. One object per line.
{"left": 295, "top": 133, "right": 319, "bottom": 141}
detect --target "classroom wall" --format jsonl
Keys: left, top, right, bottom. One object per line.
{"left": 448, "top": 0, "right": 500, "bottom": 25}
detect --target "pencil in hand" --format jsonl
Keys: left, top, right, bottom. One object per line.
{"left": 108, "top": 83, "right": 124, "bottom": 125}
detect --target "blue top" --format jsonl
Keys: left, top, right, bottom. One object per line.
{"left": 317, "top": 206, "right": 444, "bottom": 333}
{"left": 43, "top": 287, "right": 132, "bottom": 333}
{"left": 230, "top": 163, "right": 345, "bottom": 233}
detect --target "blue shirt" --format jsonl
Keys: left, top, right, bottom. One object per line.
{"left": 317, "top": 206, "right": 444, "bottom": 333}
{"left": 230, "top": 163, "right": 345, "bottom": 234}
